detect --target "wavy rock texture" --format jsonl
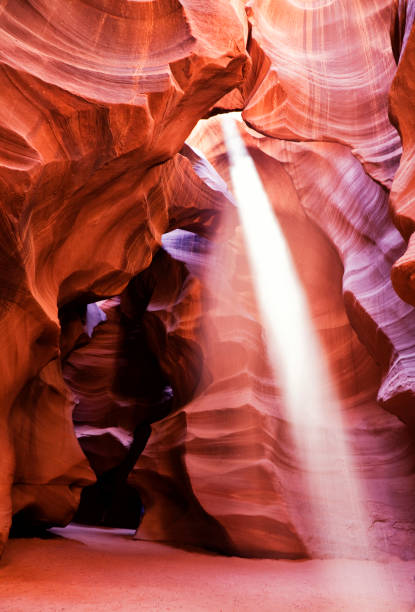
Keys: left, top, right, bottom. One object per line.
{"left": 132, "top": 234, "right": 308, "bottom": 558}
{"left": 215, "top": 0, "right": 401, "bottom": 188}
{"left": 2, "top": 0, "right": 415, "bottom": 563}
{"left": 390, "top": 2, "right": 415, "bottom": 308}
{"left": 65, "top": 105, "right": 415, "bottom": 558}
{"left": 66, "top": 224, "right": 309, "bottom": 557}
{"left": 235, "top": 0, "right": 415, "bottom": 424}
{"left": 127, "top": 117, "right": 415, "bottom": 559}
{"left": 0, "top": 0, "right": 248, "bottom": 554}
{"left": 241, "top": 132, "right": 415, "bottom": 426}
{"left": 129, "top": 0, "right": 415, "bottom": 557}
{"left": 62, "top": 147, "right": 239, "bottom": 533}
{"left": 213, "top": 0, "right": 415, "bottom": 426}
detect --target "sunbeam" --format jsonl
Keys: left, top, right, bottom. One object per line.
{"left": 221, "top": 114, "right": 373, "bottom": 560}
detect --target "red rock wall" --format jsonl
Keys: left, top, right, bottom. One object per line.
{"left": 0, "top": 0, "right": 248, "bottom": 554}
{"left": 2, "top": 0, "right": 415, "bottom": 560}
{"left": 129, "top": 117, "right": 415, "bottom": 559}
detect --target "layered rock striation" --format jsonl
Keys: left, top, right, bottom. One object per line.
{"left": 1, "top": 0, "right": 415, "bottom": 561}
{"left": 129, "top": 117, "right": 415, "bottom": 559}
{"left": 389, "top": 2, "right": 415, "bottom": 309}
{"left": 0, "top": 0, "right": 248, "bottom": 554}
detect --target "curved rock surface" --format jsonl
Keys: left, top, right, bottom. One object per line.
{"left": 0, "top": 0, "right": 248, "bottom": 553}
{"left": 65, "top": 107, "right": 415, "bottom": 558}
{"left": 129, "top": 117, "right": 415, "bottom": 559}
{"left": 211, "top": 0, "right": 415, "bottom": 426}
{"left": 236, "top": 0, "right": 415, "bottom": 424}
{"left": 389, "top": 3, "right": 415, "bottom": 308}
{"left": 1, "top": 0, "right": 415, "bottom": 563}
{"left": 242, "top": 133, "right": 415, "bottom": 426}
{"left": 221, "top": 0, "right": 401, "bottom": 188}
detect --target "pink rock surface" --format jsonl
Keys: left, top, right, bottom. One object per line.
{"left": 128, "top": 117, "right": 415, "bottom": 559}
{"left": 230, "top": 1, "right": 415, "bottom": 422}
{"left": 389, "top": 2, "right": 415, "bottom": 310}
{"left": 240, "top": 0, "right": 402, "bottom": 187}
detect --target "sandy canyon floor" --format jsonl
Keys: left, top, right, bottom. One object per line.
{"left": 0, "top": 524, "right": 414, "bottom": 611}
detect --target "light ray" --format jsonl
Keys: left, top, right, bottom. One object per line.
{"left": 221, "top": 114, "right": 371, "bottom": 559}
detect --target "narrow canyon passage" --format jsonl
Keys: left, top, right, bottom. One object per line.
{"left": 2, "top": 0, "right": 415, "bottom": 610}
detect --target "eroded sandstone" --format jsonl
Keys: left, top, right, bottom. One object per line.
{"left": 0, "top": 0, "right": 248, "bottom": 554}
{"left": 1, "top": 0, "right": 415, "bottom": 562}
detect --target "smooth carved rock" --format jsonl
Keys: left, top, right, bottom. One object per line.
{"left": 135, "top": 116, "right": 414, "bottom": 560}
{"left": 132, "top": 227, "right": 310, "bottom": 557}
{"left": 228, "top": 0, "right": 415, "bottom": 423}
{"left": 389, "top": 3, "right": 415, "bottom": 308}
{"left": 0, "top": 1, "right": 248, "bottom": 554}
{"left": 243, "top": 133, "right": 415, "bottom": 426}
{"left": 63, "top": 145, "right": 237, "bottom": 530}
{"left": 239, "top": 0, "right": 402, "bottom": 188}
{"left": 2, "top": 0, "right": 415, "bottom": 563}
{"left": 73, "top": 109, "right": 415, "bottom": 558}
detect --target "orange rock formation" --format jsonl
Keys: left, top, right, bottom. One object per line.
{"left": 0, "top": 0, "right": 247, "bottom": 554}
{"left": 1, "top": 0, "right": 415, "bottom": 561}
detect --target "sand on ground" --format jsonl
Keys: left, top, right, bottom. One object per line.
{"left": 0, "top": 524, "right": 414, "bottom": 611}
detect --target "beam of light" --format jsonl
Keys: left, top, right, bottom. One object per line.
{"left": 220, "top": 115, "right": 372, "bottom": 559}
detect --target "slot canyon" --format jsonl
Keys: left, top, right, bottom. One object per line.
{"left": 1, "top": 0, "right": 415, "bottom": 609}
